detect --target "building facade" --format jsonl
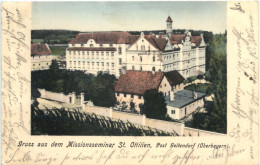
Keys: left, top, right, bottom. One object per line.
{"left": 114, "top": 70, "right": 205, "bottom": 120}
{"left": 66, "top": 16, "right": 206, "bottom": 78}
{"left": 31, "top": 43, "right": 54, "bottom": 71}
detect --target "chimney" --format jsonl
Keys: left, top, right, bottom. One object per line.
{"left": 170, "top": 90, "right": 175, "bottom": 101}
{"left": 193, "top": 91, "right": 197, "bottom": 99}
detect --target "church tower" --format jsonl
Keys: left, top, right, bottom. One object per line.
{"left": 166, "top": 16, "right": 173, "bottom": 37}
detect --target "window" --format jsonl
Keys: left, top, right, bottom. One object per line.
{"left": 73, "top": 51, "right": 76, "bottom": 55}
{"left": 99, "top": 44, "right": 103, "bottom": 47}
{"left": 96, "top": 52, "right": 99, "bottom": 56}
{"left": 102, "top": 62, "right": 104, "bottom": 66}
{"left": 83, "top": 51, "right": 85, "bottom": 55}
{"left": 90, "top": 44, "right": 94, "bottom": 47}
{"left": 112, "top": 63, "right": 114, "bottom": 69}
{"left": 118, "top": 47, "right": 122, "bottom": 55}
{"left": 119, "top": 69, "right": 122, "bottom": 75}
{"left": 107, "top": 62, "right": 109, "bottom": 67}
{"left": 140, "top": 56, "right": 142, "bottom": 62}
{"left": 153, "top": 56, "right": 155, "bottom": 62}
{"left": 152, "top": 67, "right": 155, "bottom": 71}
{"left": 131, "top": 94, "right": 134, "bottom": 98}
{"left": 72, "top": 44, "right": 75, "bottom": 46}
{"left": 132, "top": 56, "right": 134, "bottom": 61}
{"left": 46, "top": 63, "right": 48, "bottom": 65}
{"left": 171, "top": 110, "right": 175, "bottom": 114}
{"left": 117, "top": 93, "right": 119, "bottom": 96}
{"left": 109, "top": 44, "right": 113, "bottom": 47}
{"left": 33, "top": 64, "right": 35, "bottom": 66}
{"left": 111, "top": 52, "right": 114, "bottom": 56}
{"left": 141, "top": 46, "right": 145, "bottom": 51}
{"left": 138, "top": 95, "right": 142, "bottom": 99}
{"left": 132, "top": 65, "right": 135, "bottom": 70}
{"left": 124, "top": 93, "right": 126, "bottom": 97}
{"left": 78, "top": 61, "right": 81, "bottom": 65}
{"left": 81, "top": 44, "right": 84, "bottom": 47}
{"left": 119, "top": 58, "right": 122, "bottom": 65}
{"left": 69, "top": 51, "right": 71, "bottom": 55}
{"left": 140, "top": 66, "right": 142, "bottom": 71}
{"left": 87, "top": 51, "right": 89, "bottom": 55}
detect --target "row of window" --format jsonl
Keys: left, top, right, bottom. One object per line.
{"left": 32, "top": 63, "right": 49, "bottom": 66}
{"left": 116, "top": 93, "right": 142, "bottom": 99}
{"left": 69, "top": 61, "right": 115, "bottom": 68}
{"left": 131, "top": 66, "right": 157, "bottom": 72}
{"left": 69, "top": 51, "right": 115, "bottom": 56}
{"left": 131, "top": 56, "right": 156, "bottom": 62}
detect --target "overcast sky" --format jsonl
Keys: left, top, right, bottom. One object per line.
{"left": 32, "top": 1, "right": 226, "bottom": 34}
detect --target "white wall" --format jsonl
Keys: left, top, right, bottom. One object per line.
{"left": 31, "top": 55, "right": 54, "bottom": 71}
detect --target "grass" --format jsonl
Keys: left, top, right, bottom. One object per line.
{"left": 184, "top": 83, "right": 212, "bottom": 95}
{"left": 31, "top": 105, "right": 177, "bottom": 136}
{"left": 49, "top": 46, "right": 67, "bottom": 56}
{"left": 32, "top": 39, "right": 45, "bottom": 43}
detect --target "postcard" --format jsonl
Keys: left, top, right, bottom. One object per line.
{"left": 1, "top": 1, "right": 259, "bottom": 165}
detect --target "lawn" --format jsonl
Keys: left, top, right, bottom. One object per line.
{"left": 49, "top": 46, "right": 67, "bottom": 56}
{"left": 184, "top": 83, "right": 212, "bottom": 95}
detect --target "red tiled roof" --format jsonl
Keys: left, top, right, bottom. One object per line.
{"left": 164, "top": 70, "right": 185, "bottom": 86}
{"left": 166, "top": 16, "right": 173, "bottom": 23}
{"left": 69, "top": 32, "right": 132, "bottom": 44}
{"left": 169, "top": 34, "right": 202, "bottom": 46}
{"left": 67, "top": 47, "right": 116, "bottom": 51}
{"left": 31, "top": 43, "right": 51, "bottom": 56}
{"left": 114, "top": 71, "right": 164, "bottom": 95}
{"left": 144, "top": 35, "right": 167, "bottom": 51}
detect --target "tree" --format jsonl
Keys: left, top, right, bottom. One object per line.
{"left": 143, "top": 89, "right": 167, "bottom": 119}
{"left": 130, "top": 101, "right": 135, "bottom": 113}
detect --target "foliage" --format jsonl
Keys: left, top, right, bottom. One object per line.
{"left": 142, "top": 89, "right": 167, "bottom": 120}
{"left": 49, "top": 46, "right": 67, "bottom": 56}
{"left": 184, "top": 83, "right": 212, "bottom": 95}
{"left": 197, "top": 74, "right": 204, "bottom": 80}
{"left": 31, "top": 63, "right": 117, "bottom": 107}
{"left": 31, "top": 105, "right": 177, "bottom": 136}
{"left": 188, "top": 33, "right": 227, "bottom": 134}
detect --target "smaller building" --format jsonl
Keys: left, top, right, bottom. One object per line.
{"left": 165, "top": 90, "right": 206, "bottom": 120}
{"left": 31, "top": 42, "right": 54, "bottom": 71}
{"left": 114, "top": 70, "right": 172, "bottom": 111}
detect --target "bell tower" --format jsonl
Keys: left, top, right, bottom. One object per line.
{"left": 166, "top": 16, "right": 173, "bottom": 37}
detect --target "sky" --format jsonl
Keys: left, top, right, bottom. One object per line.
{"left": 32, "top": 1, "right": 226, "bottom": 34}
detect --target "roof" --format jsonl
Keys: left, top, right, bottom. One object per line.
{"left": 169, "top": 34, "right": 203, "bottom": 46}
{"left": 31, "top": 43, "right": 51, "bottom": 56}
{"left": 165, "top": 89, "right": 206, "bottom": 108}
{"left": 67, "top": 47, "right": 116, "bottom": 51}
{"left": 166, "top": 16, "right": 173, "bottom": 23}
{"left": 69, "top": 32, "right": 132, "bottom": 44}
{"left": 114, "top": 70, "right": 164, "bottom": 95}
{"left": 164, "top": 70, "right": 185, "bottom": 86}
{"left": 129, "top": 35, "right": 167, "bottom": 51}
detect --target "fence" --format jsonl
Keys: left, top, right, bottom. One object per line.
{"left": 83, "top": 105, "right": 225, "bottom": 136}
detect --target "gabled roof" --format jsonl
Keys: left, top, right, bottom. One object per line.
{"left": 166, "top": 16, "right": 173, "bottom": 23}
{"left": 169, "top": 34, "right": 203, "bottom": 46}
{"left": 164, "top": 70, "right": 185, "bottom": 86}
{"left": 69, "top": 32, "right": 132, "bottom": 44}
{"left": 129, "top": 35, "right": 167, "bottom": 51}
{"left": 31, "top": 43, "right": 51, "bottom": 56}
{"left": 114, "top": 71, "right": 164, "bottom": 95}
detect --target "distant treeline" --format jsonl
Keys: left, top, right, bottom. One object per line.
{"left": 31, "top": 29, "right": 216, "bottom": 44}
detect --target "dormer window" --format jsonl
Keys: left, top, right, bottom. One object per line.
{"left": 90, "top": 44, "right": 94, "bottom": 47}
{"left": 72, "top": 44, "right": 75, "bottom": 47}
{"left": 109, "top": 44, "right": 113, "bottom": 47}
{"left": 81, "top": 44, "right": 84, "bottom": 47}
{"left": 99, "top": 44, "right": 103, "bottom": 47}
{"left": 141, "top": 46, "right": 145, "bottom": 51}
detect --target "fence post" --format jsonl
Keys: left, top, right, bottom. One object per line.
{"left": 72, "top": 92, "right": 76, "bottom": 104}
{"left": 109, "top": 108, "right": 113, "bottom": 118}
{"left": 80, "top": 93, "right": 84, "bottom": 108}
{"left": 142, "top": 114, "right": 146, "bottom": 126}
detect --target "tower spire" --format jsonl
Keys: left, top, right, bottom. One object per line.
{"left": 166, "top": 15, "right": 173, "bottom": 37}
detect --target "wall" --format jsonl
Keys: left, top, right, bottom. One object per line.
{"left": 112, "top": 111, "right": 144, "bottom": 125}
{"left": 183, "top": 127, "right": 225, "bottom": 136}
{"left": 115, "top": 93, "right": 144, "bottom": 111}
{"left": 158, "top": 76, "right": 172, "bottom": 97}
{"left": 84, "top": 105, "right": 111, "bottom": 117}
{"left": 31, "top": 55, "right": 54, "bottom": 71}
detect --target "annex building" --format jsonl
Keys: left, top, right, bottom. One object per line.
{"left": 66, "top": 16, "right": 206, "bottom": 78}
{"left": 31, "top": 42, "right": 54, "bottom": 71}
{"left": 114, "top": 70, "right": 206, "bottom": 120}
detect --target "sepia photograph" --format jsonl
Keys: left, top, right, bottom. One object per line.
{"left": 30, "top": 1, "right": 227, "bottom": 136}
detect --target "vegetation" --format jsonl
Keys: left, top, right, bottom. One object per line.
{"left": 184, "top": 83, "right": 213, "bottom": 95}
{"left": 141, "top": 89, "right": 167, "bottom": 120}
{"left": 32, "top": 60, "right": 117, "bottom": 107}
{"left": 31, "top": 30, "right": 79, "bottom": 44}
{"left": 49, "top": 46, "right": 67, "bottom": 56}
{"left": 187, "top": 33, "right": 227, "bottom": 133}
{"left": 31, "top": 105, "right": 177, "bottom": 136}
